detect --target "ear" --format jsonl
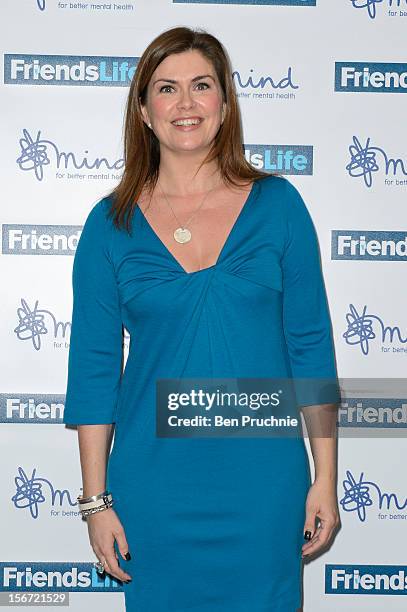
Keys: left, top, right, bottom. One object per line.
{"left": 221, "top": 101, "right": 226, "bottom": 124}
{"left": 139, "top": 97, "right": 150, "bottom": 127}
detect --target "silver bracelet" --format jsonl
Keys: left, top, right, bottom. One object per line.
{"left": 77, "top": 491, "right": 114, "bottom": 517}
{"left": 77, "top": 489, "right": 110, "bottom": 504}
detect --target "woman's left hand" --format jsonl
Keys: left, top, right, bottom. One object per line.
{"left": 301, "top": 478, "right": 340, "bottom": 559}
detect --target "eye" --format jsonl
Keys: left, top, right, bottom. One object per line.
{"left": 158, "top": 82, "right": 210, "bottom": 93}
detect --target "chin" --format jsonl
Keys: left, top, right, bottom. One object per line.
{"left": 170, "top": 137, "right": 214, "bottom": 153}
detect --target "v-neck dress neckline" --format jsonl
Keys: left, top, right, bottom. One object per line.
{"left": 134, "top": 179, "right": 259, "bottom": 276}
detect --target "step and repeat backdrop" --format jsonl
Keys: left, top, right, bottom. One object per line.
{"left": 1, "top": 0, "right": 406, "bottom": 610}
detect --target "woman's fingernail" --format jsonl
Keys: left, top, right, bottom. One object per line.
{"left": 304, "top": 530, "right": 312, "bottom": 541}
{"left": 125, "top": 552, "right": 131, "bottom": 561}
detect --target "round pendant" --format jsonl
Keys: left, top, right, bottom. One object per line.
{"left": 174, "top": 227, "right": 192, "bottom": 244}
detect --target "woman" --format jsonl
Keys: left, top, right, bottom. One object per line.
{"left": 63, "top": 26, "right": 340, "bottom": 611}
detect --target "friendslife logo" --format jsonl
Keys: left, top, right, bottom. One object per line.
{"left": 2, "top": 224, "right": 81, "bottom": 254}
{"left": 331, "top": 231, "right": 407, "bottom": 261}
{"left": 0, "top": 394, "right": 66, "bottom": 423}
{"left": 338, "top": 398, "right": 407, "bottom": 428}
{"left": 244, "top": 145, "right": 313, "bottom": 174}
{"left": 4, "top": 55, "right": 139, "bottom": 86}
{"left": 325, "top": 565, "right": 407, "bottom": 594}
{"left": 0, "top": 562, "right": 122, "bottom": 591}
{"left": 335, "top": 62, "right": 407, "bottom": 93}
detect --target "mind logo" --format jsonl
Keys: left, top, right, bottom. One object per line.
{"left": 14, "top": 298, "right": 71, "bottom": 351}
{"left": 343, "top": 303, "right": 407, "bottom": 355}
{"left": 346, "top": 136, "right": 407, "bottom": 188}
{"left": 349, "top": 0, "right": 407, "bottom": 20}
{"left": 11, "top": 467, "right": 77, "bottom": 519}
{"left": 16, "top": 129, "right": 124, "bottom": 182}
{"left": 340, "top": 469, "right": 407, "bottom": 522}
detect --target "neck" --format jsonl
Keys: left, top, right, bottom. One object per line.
{"left": 157, "top": 147, "right": 222, "bottom": 196}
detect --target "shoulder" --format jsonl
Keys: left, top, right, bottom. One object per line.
{"left": 255, "top": 175, "right": 317, "bottom": 255}
{"left": 75, "top": 196, "right": 117, "bottom": 262}
{"left": 256, "top": 174, "right": 305, "bottom": 205}
{"left": 257, "top": 174, "right": 312, "bottom": 221}
{"left": 78, "top": 195, "right": 118, "bottom": 246}
{"left": 81, "top": 195, "right": 114, "bottom": 232}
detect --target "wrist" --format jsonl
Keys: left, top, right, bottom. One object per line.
{"left": 314, "top": 474, "right": 336, "bottom": 486}
{"left": 81, "top": 486, "right": 107, "bottom": 498}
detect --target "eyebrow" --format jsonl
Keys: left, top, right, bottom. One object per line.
{"left": 152, "top": 74, "right": 216, "bottom": 86}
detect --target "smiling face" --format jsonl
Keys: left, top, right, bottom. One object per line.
{"left": 140, "top": 49, "right": 226, "bottom": 155}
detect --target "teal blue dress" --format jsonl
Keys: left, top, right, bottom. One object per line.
{"left": 63, "top": 175, "right": 339, "bottom": 611}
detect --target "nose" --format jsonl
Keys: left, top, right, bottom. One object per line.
{"left": 177, "top": 86, "right": 195, "bottom": 110}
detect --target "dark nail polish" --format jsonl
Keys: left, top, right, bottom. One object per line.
{"left": 125, "top": 552, "right": 131, "bottom": 561}
{"left": 304, "top": 530, "right": 312, "bottom": 541}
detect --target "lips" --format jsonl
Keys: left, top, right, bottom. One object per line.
{"left": 171, "top": 117, "right": 203, "bottom": 126}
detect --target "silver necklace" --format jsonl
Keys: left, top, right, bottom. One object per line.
{"left": 158, "top": 179, "right": 220, "bottom": 244}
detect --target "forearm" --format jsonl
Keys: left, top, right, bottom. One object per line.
{"left": 77, "top": 424, "right": 113, "bottom": 497}
{"left": 301, "top": 403, "right": 338, "bottom": 483}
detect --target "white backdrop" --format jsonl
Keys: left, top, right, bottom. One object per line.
{"left": 1, "top": 1, "right": 406, "bottom": 610}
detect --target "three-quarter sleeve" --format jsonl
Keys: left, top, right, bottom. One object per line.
{"left": 281, "top": 179, "right": 340, "bottom": 408}
{"left": 63, "top": 198, "right": 123, "bottom": 425}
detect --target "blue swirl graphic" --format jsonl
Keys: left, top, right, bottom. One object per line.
{"left": 343, "top": 303, "right": 407, "bottom": 355}
{"left": 350, "top": 0, "right": 383, "bottom": 20}
{"left": 16, "top": 128, "right": 124, "bottom": 182}
{"left": 340, "top": 469, "right": 407, "bottom": 522}
{"left": 343, "top": 304, "right": 376, "bottom": 355}
{"left": 14, "top": 298, "right": 71, "bottom": 351}
{"left": 12, "top": 466, "right": 76, "bottom": 519}
{"left": 346, "top": 136, "right": 380, "bottom": 188}
{"left": 17, "top": 129, "right": 51, "bottom": 181}
{"left": 37, "top": 0, "right": 46, "bottom": 10}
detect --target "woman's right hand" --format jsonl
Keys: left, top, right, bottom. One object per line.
{"left": 87, "top": 508, "right": 132, "bottom": 583}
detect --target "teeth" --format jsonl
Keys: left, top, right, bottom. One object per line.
{"left": 173, "top": 118, "right": 201, "bottom": 126}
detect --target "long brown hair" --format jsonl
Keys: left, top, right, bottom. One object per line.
{"left": 106, "top": 26, "right": 274, "bottom": 233}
